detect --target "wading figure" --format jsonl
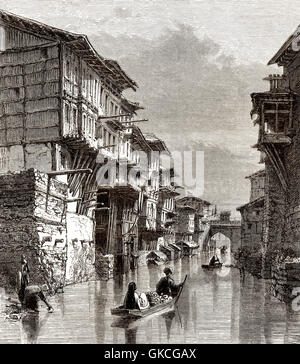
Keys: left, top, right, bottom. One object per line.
{"left": 156, "top": 267, "right": 182, "bottom": 297}
{"left": 17, "top": 256, "right": 53, "bottom": 313}
{"left": 17, "top": 255, "right": 30, "bottom": 303}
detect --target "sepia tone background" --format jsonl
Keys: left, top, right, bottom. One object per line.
{"left": 0, "top": 0, "right": 297, "bottom": 215}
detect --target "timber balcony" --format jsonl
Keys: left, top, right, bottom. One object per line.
{"left": 251, "top": 74, "right": 295, "bottom": 191}
{"left": 159, "top": 184, "right": 181, "bottom": 197}
{"left": 138, "top": 215, "right": 157, "bottom": 232}
{"left": 156, "top": 209, "right": 177, "bottom": 231}
{"left": 251, "top": 74, "right": 295, "bottom": 147}
{"left": 62, "top": 117, "right": 98, "bottom": 154}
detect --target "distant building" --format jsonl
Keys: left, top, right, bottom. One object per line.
{"left": 237, "top": 170, "right": 265, "bottom": 250}
{"left": 175, "top": 196, "right": 212, "bottom": 250}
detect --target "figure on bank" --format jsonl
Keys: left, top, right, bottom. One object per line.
{"left": 156, "top": 267, "right": 183, "bottom": 297}
{"left": 17, "top": 256, "right": 54, "bottom": 313}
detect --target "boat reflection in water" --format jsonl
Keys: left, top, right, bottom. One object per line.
{"left": 111, "top": 305, "right": 178, "bottom": 344}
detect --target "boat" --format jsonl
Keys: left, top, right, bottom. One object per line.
{"left": 111, "top": 274, "right": 188, "bottom": 319}
{"left": 202, "top": 263, "right": 223, "bottom": 270}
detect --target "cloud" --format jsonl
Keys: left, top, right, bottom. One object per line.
{"left": 113, "top": 6, "right": 133, "bottom": 19}
{"left": 88, "top": 24, "right": 268, "bottom": 211}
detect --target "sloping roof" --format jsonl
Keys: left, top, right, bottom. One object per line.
{"left": 169, "top": 243, "right": 181, "bottom": 251}
{"left": 177, "top": 196, "right": 211, "bottom": 206}
{"left": 236, "top": 196, "right": 264, "bottom": 211}
{"left": 246, "top": 169, "right": 265, "bottom": 180}
{"left": 0, "top": 9, "right": 137, "bottom": 91}
{"left": 131, "top": 126, "right": 152, "bottom": 152}
{"left": 176, "top": 204, "right": 196, "bottom": 212}
{"left": 268, "top": 26, "right": 300, "bottom": 66}
{"left": 144, "top": 133, "right": 170, "bottom": 153}
{"left": 146, "top": 250, "right": 167, "bottom": 261}
{"left": 176, "top": 241, "right": 199, "bottom": 249}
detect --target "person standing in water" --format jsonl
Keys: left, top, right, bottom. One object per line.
{"left": 17, "top": 256, "right": 53, "bottom": 313}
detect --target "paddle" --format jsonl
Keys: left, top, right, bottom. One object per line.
{"left": 174, "top": 274, "right": 188, "bottom": 305}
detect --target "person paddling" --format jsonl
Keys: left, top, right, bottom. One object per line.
{"left": 209, "top": 254, "right": 221, "bottom": 267}
{"left": 156, "top": 267, "right": 182, "bottom": 297}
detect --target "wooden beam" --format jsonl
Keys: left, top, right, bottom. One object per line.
{"left": 47, "top": 169, "right": 93, "bottom": 176}
{"left": 98, "top": 144, "right": 117, "bottom": 149}
{"left": 66, "top": 198, "right": 82, "bottom": 203}
{"left": 99, "top": 114, "right": 131, "bottom": 120}
{"left": 121, "top": 119, "right": 148, "bottom": 124}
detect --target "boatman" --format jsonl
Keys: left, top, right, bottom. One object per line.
{"left": 156, "top": 267, "right": 182, "bottom": 297}
{"left": 209, "top": 254, "right": 221, "bottom": 267}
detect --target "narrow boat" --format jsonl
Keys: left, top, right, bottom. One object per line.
{"left": 202, "top": 263, "right": 223, "bottom": 270}
{"left": 111, "top": 275, "right": 188, "bottom": 319}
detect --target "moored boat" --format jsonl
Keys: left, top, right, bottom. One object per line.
{"left": 111, "top": 275, "right": 188, "bottom": 319}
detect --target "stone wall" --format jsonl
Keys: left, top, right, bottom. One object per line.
{"left": 0, "top": 169, "right": 96, "bottom": 290}
{"left": 239, "top": 201, "right": 264, "bottom": 249}
{"left": 271, "top": 262, "right": 300, "bottom": 302}
{"left": 262, "top": 160, "right": 287, "bottom": 278}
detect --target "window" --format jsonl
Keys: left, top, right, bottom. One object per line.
{"left": 64, "top": 103, "right": 70, "bottom": 134}
{"left": 73, "top": 108, "right": 77, "bottom": 130}
{"left": 82, "top": 69, "right": 86, "bottom": 90}
{"left": 66, "top": 60, "right": 70, "bottom": 79}
{"left": 0, "top": 27, "right": 5, "bottom": 52}
{"left": 105, "top": 94, "right": 109, "bottom": 114}
{"left": 65, "top": 103, "right": 70, "bottom": 122}
{"left": 112, "top": 136, "right": 116, "bottom": 153}
{"left": 41, "top": 48, "right": 48, "bottom": 59}
{"left": 83, "top": 114, "right": 87, "bottom": 135}
{"left": 88, "top": 117, "right": 92, "bottom": 136}
{"left": 100, "top": 87, "right": 104, "bottom": 106}
{"left": 95, "top": 80, "right": 98, "bottom": 103}
{"left": 89, "top": 75, "right": 93, "bottom": 98}
{"left": 74, "top": 67, "right": 78, "bottom": 84}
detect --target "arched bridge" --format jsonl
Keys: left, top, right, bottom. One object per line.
{"left": 202, "top": 220, "right": 241, "bottom": 253}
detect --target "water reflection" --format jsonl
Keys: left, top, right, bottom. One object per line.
{"left": 21, "top": 312, "right": 51, "bottom": 344}
{"left": 1, "top": 252, "right": 300, "bottom": 343}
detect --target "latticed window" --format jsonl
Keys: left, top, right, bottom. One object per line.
{"left": 0, "top": 26, "right": 5, "bottom": 51}
{"left": 0, "top": 147, "right": 8, "bottom": 170}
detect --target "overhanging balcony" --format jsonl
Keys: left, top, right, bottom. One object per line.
{"left": 251, "top": 75, "right": 295, "bottom": 147}
{"left": 251, "top": 74, "right": 295, "bottom": 191}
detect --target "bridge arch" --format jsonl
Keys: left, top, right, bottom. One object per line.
{"left": 202, "top": 221, "right": 241, "bottom": 253}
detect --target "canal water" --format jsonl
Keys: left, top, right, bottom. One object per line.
{"left": 1, "top": 252, "right": 300, "bottom": 344}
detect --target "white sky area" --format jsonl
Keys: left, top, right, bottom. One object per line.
{"left": 0, "top": 0, "right": 298, "bottom": 64}
{"left": 0, "top": 0, "right": 297, "bottom": 214}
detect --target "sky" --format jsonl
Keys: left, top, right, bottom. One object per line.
{"left": 0, "top": 0, "right": 298, "bottom": 214}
